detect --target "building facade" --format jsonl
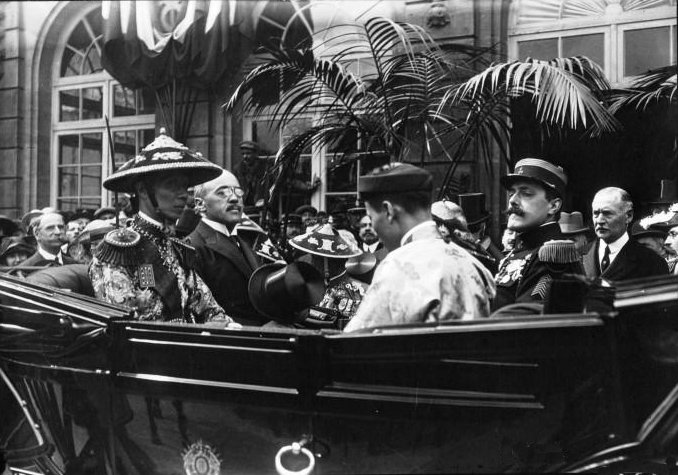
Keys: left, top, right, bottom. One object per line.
{"left": 1, "top": 0, "right": 675, "bottom": 233}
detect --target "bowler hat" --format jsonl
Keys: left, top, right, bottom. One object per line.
{"left": 458, "top": 193, "right": 491, "bottom": 226}
{"left": 501, "top": 158, "right": 567, "bottom": 198}
{"left": 248, "top": 262, "right": 325, "bottom": 322}
{"left": 289, "top": 223, "right": 362, "bottom": 259}
{"left": 104, "top": 128, "right": 222, "bottom": 193}
{"left": 359, "top": 162, "right": 433, "bottom": 194}
{"left": 94, "top": 207, "right": 116, "bottom": 220}
{"left": 559, "top": 211, "right": 589, "bottom": 235}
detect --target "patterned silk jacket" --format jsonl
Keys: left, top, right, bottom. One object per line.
{"left": 344, "top": 221, "right": 496, "bottom": 332}
{"left": 90, "top": 214, "right": 232, "bottom": 324}
{"left": 493, "top": 221, "right": 582, "bottom": 310}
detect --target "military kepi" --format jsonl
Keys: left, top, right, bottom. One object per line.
{"left": 501, "top": 158, "right": 567, "bottom": 198}
{"left": 103, "top": 128, "right": 222, "bottom": 193}
{"left": 359, "top": 162, "right": 433, "bottom": 194}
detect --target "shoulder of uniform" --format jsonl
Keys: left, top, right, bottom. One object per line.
{"left": 537, "top": 239, "right": 580, "bottom": 264}
{"left": 94, "top": 228, "right": 142, "bottom": 266}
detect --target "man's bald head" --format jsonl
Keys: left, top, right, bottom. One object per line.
{"left": 194, "top": 169, "right": 240, "bottom": 200}
{"left": 592, "top": 186, "right": 633, "bottom": 244}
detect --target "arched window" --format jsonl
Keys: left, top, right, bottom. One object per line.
{"left": 508, "top": 0, "right": 676, "bottom": 83}
{"left": 52, "top": 5, "right": 156, "bottom": 211}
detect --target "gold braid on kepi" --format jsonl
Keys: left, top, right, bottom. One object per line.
{"left": 94, "top": 227, "right": 142, "bottom": 267}
{"left": 538, "top": 239, "right": 580, "bottom": 264}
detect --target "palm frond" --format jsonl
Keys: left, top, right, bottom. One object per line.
{"left": 608, "top": 65, "right": 677, "bottom": 113}
{"left": 443, "top": 56, "right": 618, "bottom": 133}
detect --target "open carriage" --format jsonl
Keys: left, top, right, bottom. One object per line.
{"left": 1, "top": 273, "right": 677, "bottom": 474}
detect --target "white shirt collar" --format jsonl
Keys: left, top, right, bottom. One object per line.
{"left": 363, "top": 241, "right": 380, "bottom": 253}
{"left": 599, "top": 231, "right": 629, "bottom": 264}
{"left": 202, "top": 217, "right": 237, "bottom": 237}
{"left": 38, "top": 247, "right": 61, "bottom": 264}
{"left": 400, "top": 220, "right": 437, "bottom": 247}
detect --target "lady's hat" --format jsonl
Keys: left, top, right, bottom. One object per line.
{"left": 630, "top": 221, "right": 666, "bottom": 240}
{"left": 0, "top": 236, "right": 35, "bottom": 261}
{"left": 641, "top": 204, "right": 678, "bottom": 231}
{"left": 431, "top": 200, "right": 465, "bottom": 223}
{"left": 289, "top": 223, "right": 362, "bottom": 259}
{"left": 248, "top": 262, "right": 325, "bottom": 322}
{"left": 21, "top": 209, "right": 43, "bottom": 234}
{"left": 103, "top": 128, "right": 222, "bottom": 193}
{"left": 0, "top": 215, "right": 19, "bottom": 237}
{"left": 559, "top": 211, "right": 589, "bottom": 235}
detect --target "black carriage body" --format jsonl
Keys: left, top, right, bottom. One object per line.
{"left": 1, "top": 274, "right": 677, "bottom": 474}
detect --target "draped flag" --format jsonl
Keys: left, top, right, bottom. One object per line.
{"left": 101, "top": 0, "right": 313, "bottom": 91}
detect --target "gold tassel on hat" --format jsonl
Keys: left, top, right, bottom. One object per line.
{"left": 538, "top": 239, "right": 580, "bottom": 264}
{"left": 94, "top": 228, "right": 141, "bottom": 267}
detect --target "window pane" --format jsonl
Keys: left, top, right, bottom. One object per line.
{"left": 81, "top": 166, "right": 102, "bottom": 196}
{"left": 563, "top": 33, "right": 605, "bottom": 69}
{"left": 82, "top": 133, "right": 102, "bottom": 164}
{"left": 82, "top": 87, "right": 103, "bottom": 119}
{"left": 113, "top": 85, "right": 137, "bottom": 117}
{"left": 59, "top": 90, "right": 80, "bottom": 121}
{"left": 517, "top": 38, "right": 558, "bottom": 60}
{"left": 140, "top": 129, "right": 156, "bottom": 148}
{"left": 252, "top": 121, "right": 279, "bottom": 155}
{"left": 113, "top": 131, "right": 137, "bottom": 167}
{"left": 283, "top": 119, "right": 312, "bottom": 155}
{"left": 59, "top": 135, "right": 79, "bottom": 165}
{"left": 624, "top": 27, "right": 671, "bottom": 77}
{"left": 138, "top": 89, "right": 156, "bottom": 115}
{"left": 327, "top": 154, "right": 358, "bottom": 192}
{"left": 58, "top": 198, "right": 80, "bottom": 212}
{"left": 59, "top": 167, "right": 79, "bottom": 196}
{"left": 61, "top": 48, "right": 84, "bottom": 77}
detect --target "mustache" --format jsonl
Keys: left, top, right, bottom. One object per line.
{"left": 505, "top": 207, "right": 525, "bottom": 217}
{"left": 226, "top": 204, "right": 242, "bottom": 212}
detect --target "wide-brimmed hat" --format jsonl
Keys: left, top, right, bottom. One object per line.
{"left": 630, "top": 221, "right": 667, "bottom": 240}
{"left": 104, "top": 128, "right": 222, "bottom": 193}
{"left": 0, "top": 236, "right": 35, "bottom": 260}
{"left": 289, "top": 223, "right": 362, "bottom": 259}
{"left": 501, "top": 158, "right": 567, "bottom": 198}
{"left": 559, "top": 211, "right": 589, "bottom": 235}
{"left": 248, "top": 262, "right": 325, "bottom": 322}
{"left": 640, "top": 205, "right": 678, "bottom": 231}
{"left": 93, "top": 207, "right": 116, "bottom": 220}
{"left": 21, "top": 209, "right": 43, "bottom": 233}
{"left": 431, "top": 200, "right": 464, "bottom": 222}
{"left": 458, "top": 193, "right": 491, "bottom": 226}
{"left": 0, "top": 215, "right": 19, "bottom": 237}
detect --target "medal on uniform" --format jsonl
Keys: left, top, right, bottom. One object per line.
{"left": 138, "top": 264, "right": 156, "bottom": 288}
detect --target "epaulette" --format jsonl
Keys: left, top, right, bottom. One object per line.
{"left": 538, "top": 239, "right": 579, "bottom": 264}
{"left": 94, "top": 228, "right": 142, "bottom": 267}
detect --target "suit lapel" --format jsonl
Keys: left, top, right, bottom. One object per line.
{"left": 584, "top": 242, "right": 600, "bottom": 278}
{"left": 198, "top": 223, "right": 253, "bottom": 277}
{"left": 602, "top": 240, "right": 633, "bottom": 279}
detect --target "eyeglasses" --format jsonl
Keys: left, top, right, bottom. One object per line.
{"left": 668, "top": 230, "right": 678, "bottom": 238}
{"left": 215, "top": 186, "right": 244, "bottom": 198}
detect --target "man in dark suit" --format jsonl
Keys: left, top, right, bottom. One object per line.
{"left": 187, "top": 169, "right": 267, "bottom": 326}
{"left": 584, "top": 187, "right": 668, "bottom": 280}
{"left": 18, "top": 212, "right": 77, "bottom": 274}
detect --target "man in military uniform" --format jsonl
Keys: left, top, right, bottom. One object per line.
{"left": 89, "top": 129, "right": 238, "bottom": 326}
{"left": 493, "top": 158, "right": 584, "bottom": 310}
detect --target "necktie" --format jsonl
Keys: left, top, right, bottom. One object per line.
{"left": 600, "top": 245, "right": 610, "bottom": 273}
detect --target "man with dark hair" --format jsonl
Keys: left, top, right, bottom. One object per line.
{"left": 344, "top": 163, "right": 495, "bottom": 332}
{"left": 89, "top": 129, "right": 238, "bottom": 326}
{"left": 236, "top": 141, "right": 268, "bottom": 207}
{"left": 583, "top": 187, "right": 668, "bottom": 280}
{"left": 494, "top": 158, "right": 583, "bottom": 310}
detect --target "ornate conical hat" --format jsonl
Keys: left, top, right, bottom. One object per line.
{"left": 103, "top": 128, "right": 222, "bottom": 193}
{"left": 289, "top": 223, "right": 362, "bottom": 258}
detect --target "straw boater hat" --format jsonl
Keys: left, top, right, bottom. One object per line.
{"left": 289, "top": 223, "right": 362, "bottom": 259}
{"left": 559, "top": 211, "right": 589, "bottom": 235}
{"left": 103, "top": 128, "right": 222, "bottom": 193}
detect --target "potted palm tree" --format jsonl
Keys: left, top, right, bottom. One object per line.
{"left": 225, "top": 16, "right": 618, "bottom": 207}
